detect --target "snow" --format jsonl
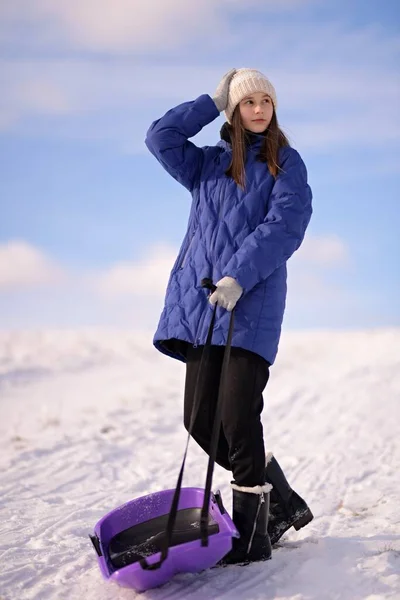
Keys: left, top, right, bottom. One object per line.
{"left": 0, "top": 328, "right": 399, "bottom": 600}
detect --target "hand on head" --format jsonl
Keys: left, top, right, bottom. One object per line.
{"left": 212, "top": 69, "right": 237, "bottom": 113}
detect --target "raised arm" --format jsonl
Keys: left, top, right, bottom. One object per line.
{"left": 145, "top": 95, "right": 219, "bottom": 191}
{"left": 145, "top": 69, "right": 236, "bottom": 192}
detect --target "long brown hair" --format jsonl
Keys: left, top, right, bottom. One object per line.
{"left": 226, "top": 105, "right": 290, "bottom": 188}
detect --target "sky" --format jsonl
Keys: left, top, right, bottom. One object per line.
{"left": 0, "top": 0, "right": 399, "bottom": 331}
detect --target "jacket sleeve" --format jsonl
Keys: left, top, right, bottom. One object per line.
{"left": 222, "top": 148, "right": 313, "bottom": 294}
{"left": 145, "top": 94, "right": 220, "bottom": 192}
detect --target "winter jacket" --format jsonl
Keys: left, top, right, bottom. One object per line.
{"left": 145, "top": 94, "right": 312, "bottom": 365}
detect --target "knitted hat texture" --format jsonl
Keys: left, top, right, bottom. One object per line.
{"left": 225, "top": 68, "right": 277, "bottom": 123}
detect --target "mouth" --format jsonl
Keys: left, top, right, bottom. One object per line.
{"left": 252, "top": 119, "right": 266, "bottom": 123}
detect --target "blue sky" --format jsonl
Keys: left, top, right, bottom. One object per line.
{"left": 0, "top": 0, "right": 399, "bottom": 331}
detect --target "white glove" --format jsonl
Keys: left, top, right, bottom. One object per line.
{"left": 212, "top": 69, "right": 237, "bottom": 112}
{"left": 209, "top": 276, "right": 243, "bottom": 311}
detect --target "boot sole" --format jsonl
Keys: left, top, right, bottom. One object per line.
{"left": 216, "top": 555, "right": 272, "bottom": 568}
{"left": 270, "top": 507, "right": 314, "bottom": 545}
{"left": 293, "top": 507, "right": 314, "bottom": 531}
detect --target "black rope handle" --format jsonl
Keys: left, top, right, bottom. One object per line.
{"left": 199, "top": 280, "right": 234, "bottom": 546}
{"left": 139, "top": 278, "right": 235, "bottom": 570}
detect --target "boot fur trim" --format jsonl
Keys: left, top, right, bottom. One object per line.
{"left": 265, "top": 451, "right": 274, "bottom": 465}
{"left": 231, "top": 482, "right": 272, "bottom": 494}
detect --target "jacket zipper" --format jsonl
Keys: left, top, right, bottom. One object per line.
{"left": 247, "top": 493, "right": 264, "bottom": 554}
{"left": 193, "top": 178, "right": 227, "bottom": 348}
{"left": 193, "top": 303, "right": 208, "bottom": 348}
{"left": 210, "top": 180, "right": 226, "bottom": 259}
{"left": 217, "top": 177, "right": 227, "bottom": 220}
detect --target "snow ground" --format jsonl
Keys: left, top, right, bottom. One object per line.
{"left": 0, "top": 328, "right": 399, "bottom": 600}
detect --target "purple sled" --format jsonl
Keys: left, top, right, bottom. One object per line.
{"left": 90, "top": 487, "right": 239, "bottom": 592}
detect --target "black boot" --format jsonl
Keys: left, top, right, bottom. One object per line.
{"left": 265, "top": 454, "right": 313, "bottom": 545}
{"left": 220, "top": 484, "right": 272, "bottom": 565}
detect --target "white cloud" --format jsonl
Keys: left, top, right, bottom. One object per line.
{"left": 0, "top": 235, "right": 348, "bottom": 298}
{"left": 290, "top": 111, "right": 400, "bottom": 151}
{"left": 0, "top": 0, "right": 311, "bottom": 53}
{"left": 288, "top": 269, "right": 345, "bottom": 308}
{"left": 294, "top": 235, "right": 350, "bottom": 267}
{"left": 17, "top": 80, "right": 71, "bottom": 116}
{"left": 0, "top": 8, "right": 398, "bottom": 153}
{"left": 90, "top": 235, "right": 351, "bottom": 301}
{"left": 284, "top": 234, "right": 352, "bottom": 320}
{"left": 0, "top": 241, "right": 66, "bottom": 289}
{"left": 1, "top": 60, "right": 398, "bottom": 153}
{"left": 92, "top": 244, "right": 176, "bottom": 297}
{"left": 0, "top": 240, "right": 176, "bottom": 297}
{"left": 0, "top": 236, "right": 389, "bottom": 329}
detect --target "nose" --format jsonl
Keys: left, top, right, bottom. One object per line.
{"left": 254, "top": 104, "right": 263, "bottom": 114}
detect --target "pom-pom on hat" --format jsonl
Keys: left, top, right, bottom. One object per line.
{"left": 225, "top": 68, "right": 277, "bottom": 123}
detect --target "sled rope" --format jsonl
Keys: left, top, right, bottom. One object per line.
{"left": 139, "top": 277, "right": 235, "bottom": 570}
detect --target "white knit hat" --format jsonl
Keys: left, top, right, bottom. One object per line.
{"left": 225, "top": 68, "right": 277, "bottom": 123}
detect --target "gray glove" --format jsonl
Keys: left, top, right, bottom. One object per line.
{"left": 212, "top": 69, "right": 237, "bottom": 113}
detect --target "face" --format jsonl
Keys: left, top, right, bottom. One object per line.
{"left": 238, "top": 92, "right": 274, "bottom": 133}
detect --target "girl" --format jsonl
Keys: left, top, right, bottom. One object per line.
{"left": 145, "top": 68, "right": 313, "bottom": 564}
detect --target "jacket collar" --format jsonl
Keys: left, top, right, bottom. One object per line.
{"left": 218, "top": 122, "right": 267, "bottom": 151}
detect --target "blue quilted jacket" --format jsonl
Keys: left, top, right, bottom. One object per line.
{"left": 145, "top": 94, "right": 312, "bottom": 365}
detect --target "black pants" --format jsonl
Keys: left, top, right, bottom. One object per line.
{"left": 184, "top": 345, "right": 270, "bottom": 487}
